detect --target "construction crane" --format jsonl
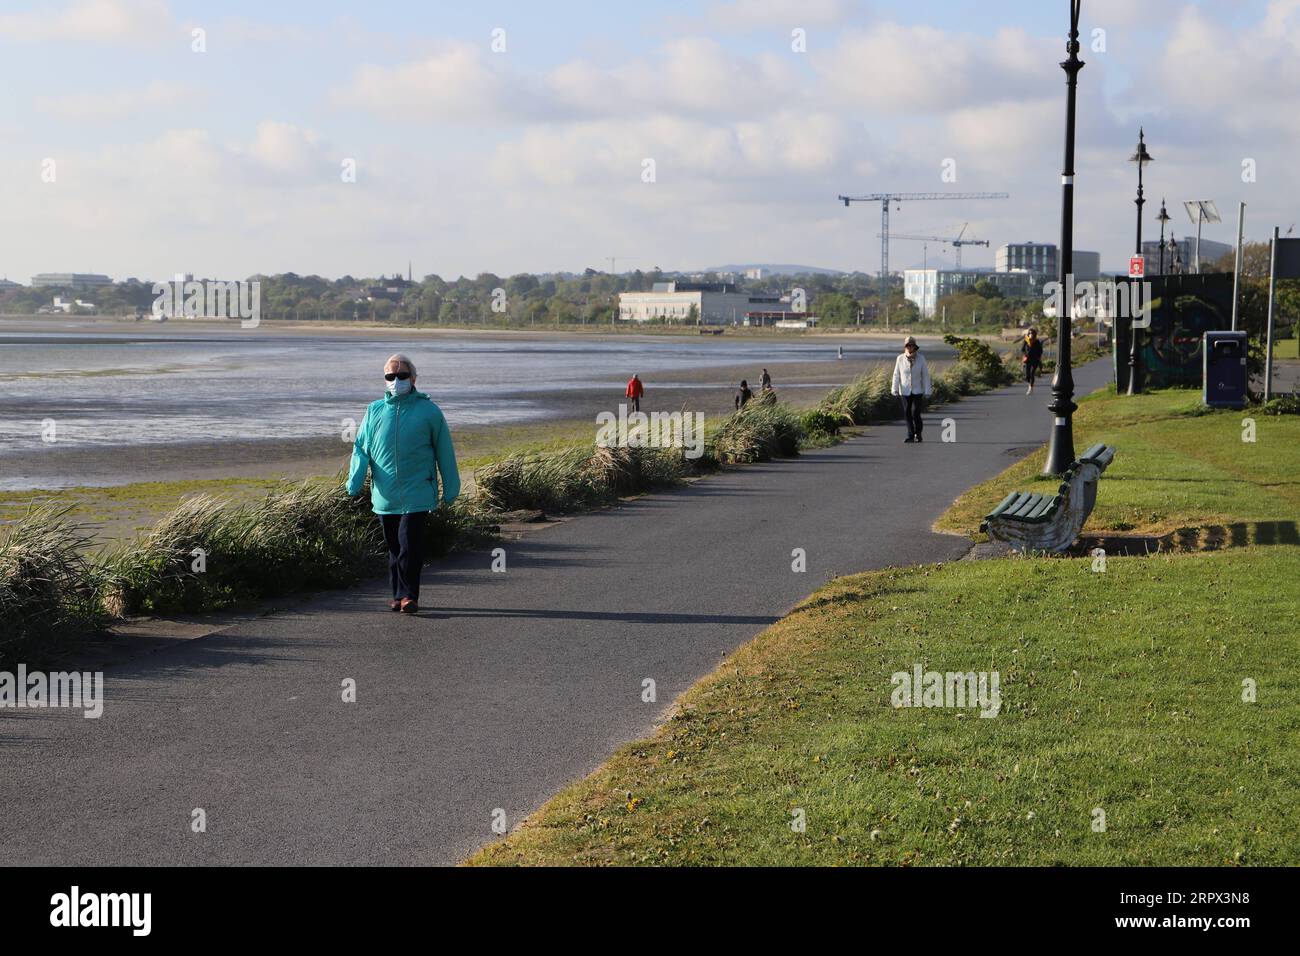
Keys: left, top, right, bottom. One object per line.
{"left": 838, "top": 192, "right": 1009, "bottom": 322}
{"left": 882, "top": 224, "right": 991, "bottom": 269}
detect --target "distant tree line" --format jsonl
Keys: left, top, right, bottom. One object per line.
{"left": 0, "top": 266, "right": 1083, "bottom": 332}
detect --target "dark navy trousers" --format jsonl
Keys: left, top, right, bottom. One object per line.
{"left": 380, "top": 511, "right": 428, "bottom": 601}
{"left": 901, "top": 394, "right": 925, "bottom": 440}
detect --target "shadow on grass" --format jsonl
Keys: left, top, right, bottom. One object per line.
{"left": 1078, "top": 520, "right": 1299, "bottom": 555}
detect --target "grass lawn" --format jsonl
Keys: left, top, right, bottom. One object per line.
{"left": 469, "top": 547, "right": 1300, "bottom": 866}
{"left": 469, "top": 384, "right": 1300, "bottom": 867}
{"left": 1274, "top": 338, "right": 1298, "bottom": 360}
{"left": 937, "top": 387, "right": 1300, "bottom": 538}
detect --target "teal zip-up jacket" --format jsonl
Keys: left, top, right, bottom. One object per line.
{"left": 346, "top": 389, "right": 460, "bottom": 514}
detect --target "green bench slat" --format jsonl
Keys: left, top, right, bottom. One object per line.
{"left": 1078, "top": 443, "right": 1116, "bottom": 469}
{"left": 1027, "top": 495, "right": 1061, "bottom": 520}
{"left": 987, "top": 491, "right": 1025, "bottom": 519}
{"left": 1009, "top": 493, "right": 1045, "bottom": 518}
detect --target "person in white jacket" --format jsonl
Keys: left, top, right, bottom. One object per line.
{"left": 891, "top": 335, "right": 931, "bottom": 443}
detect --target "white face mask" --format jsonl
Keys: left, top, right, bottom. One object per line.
{"left": 386, "top": 376, "right": 412, "bottom": 396}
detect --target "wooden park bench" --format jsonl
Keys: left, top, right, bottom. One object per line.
{"left": 980, "top": 444, "right": 1116, "bottom": 553}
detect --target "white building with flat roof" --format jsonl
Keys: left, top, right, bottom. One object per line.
{"left": 618, "top": 281, "right": 799, "bottom": 326}
{"left": 995, "top": 244, "right": 1100, "bottom": 281}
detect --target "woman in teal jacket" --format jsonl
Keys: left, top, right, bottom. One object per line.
{"left": 347, "top": 353, "right": 460, "bottom": 613}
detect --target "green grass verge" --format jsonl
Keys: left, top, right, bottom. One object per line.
{"left": 1273, "top": 338, "right": 1297, "bottom": 360}
{"left": 469, "top": 546, "right": 1300, "bottom": 866}
{"left": 938, "top": 387, "right": 1300, "bottom": 538}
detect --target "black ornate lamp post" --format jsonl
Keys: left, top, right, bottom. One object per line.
{"left": 1044, "top": 0, "right": 1084, "bottom": 477}
{"left": 1126, "top": 128, "right": 1153, "bottom": 395}
{"left": 1156, "top": 199, "right": 1171, "bottom": 275}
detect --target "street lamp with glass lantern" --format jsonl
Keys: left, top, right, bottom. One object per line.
{"left": 1043, "top": 0, "right": 1085, "bottom": 476}
{"left": 1126, "top": 129, "right": 1153, "bottom": 395}
{"left": 1156, "top": 199, "right": 1171, "bottom": 275}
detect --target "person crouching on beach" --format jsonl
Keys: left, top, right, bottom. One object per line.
{"left": 346, "top": 353, "right": 460, "bottom": 614}
{"left": 891, "top": 335, "right": 931, "bottom": 443}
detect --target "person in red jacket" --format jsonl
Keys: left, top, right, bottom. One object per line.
{"left": 626, "top": 373, "right": 644, "bottom": 412}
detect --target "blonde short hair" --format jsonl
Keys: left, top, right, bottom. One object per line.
{"left": 385, "top": 353, "right": 416, "bottom": 377}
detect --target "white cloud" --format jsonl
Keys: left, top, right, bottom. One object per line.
{"left": 489, "top": 111, "right": 862, "bottom": 191}
{"left": 0, "top": 0, "right": 172, "bottom": 44}
{"left": 333, "top": 43, "right": 520, "bottom": 121}
{"left": 336, "top": 36, "right": 804, "bottom": 125}
{"left": 818, "top": 24, "right": 1052, "bottom": 113}
{"left": 241, "top": 120, "right": 327, "bottom": 176}
{"left": 547, "top": 37, "right": 802, "bottom": 118}
{"left": 1156, "top": 2, "right": 1300, "bottom": 122}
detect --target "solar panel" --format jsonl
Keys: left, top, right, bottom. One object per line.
{"left": 1183, "top": 200, "right": 1221, "bottom": 225}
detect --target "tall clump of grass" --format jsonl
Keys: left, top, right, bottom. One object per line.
{"left": 818, "top": 367, "right": 894, "bottom": 425}
{"left": 104, "top": 477, "right": 490, "bottom": 615}
{"left": 474, "top": 443, "right": 694, "bottom": 514}
{"left": 0, "top": 504, "right": 110, "bottom": 665}
{"left": 709, "top": 400, "right": 803, "bottom": 464}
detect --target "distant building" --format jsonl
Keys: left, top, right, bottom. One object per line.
{"left": 904, "top": 269, "right": 1049, "bottom": 318}
{"left": 31, "top": 272, "right": 113, "bottom": 290}
{"left": 1072, "top": 251, "right": 1101, "bottom": 281}
{"left": 42, "top": 296, "right": 97, "bottom": 314}
{"left": 744, "top": 267, "right": 766, "bottom": 280}
{"left": 1138, "top": 236, "right": 1232, "bottom": 275}
{"left": 0, "top": 278, "right": 23, "bottom": 291}
{"left": 618, "top": 281, "right": 802, "bottom": 326}
{"left": 995, "top": 243, "right": 1100, "bottom": 281}
{"left": 996, "top": 242, "right": 1057, "bottom": 277}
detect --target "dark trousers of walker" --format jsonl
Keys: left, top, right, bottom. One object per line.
{"left": 901, "top": 393, "right": 924, "bottom": 440}
{"left": 380, "top": 511, "right": 428, "bottom": 601}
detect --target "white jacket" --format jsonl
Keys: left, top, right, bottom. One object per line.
{"left": 891, "top": 352, "right": 931, "bottom": 397}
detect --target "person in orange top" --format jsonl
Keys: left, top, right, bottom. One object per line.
{"left": 625, "top": 373, "right": 644, "bottom": 412}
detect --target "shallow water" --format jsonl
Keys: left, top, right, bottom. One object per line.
{"left": 0, "top": 321, "right": 905, "bottom": 490}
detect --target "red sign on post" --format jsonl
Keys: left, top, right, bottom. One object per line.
{"left": 1128, "top": 255, "right": 1146, "bottom": 278}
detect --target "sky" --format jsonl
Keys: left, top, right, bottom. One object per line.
{"left": 1, "top": 0, "right": 1296, "bottom": 282}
